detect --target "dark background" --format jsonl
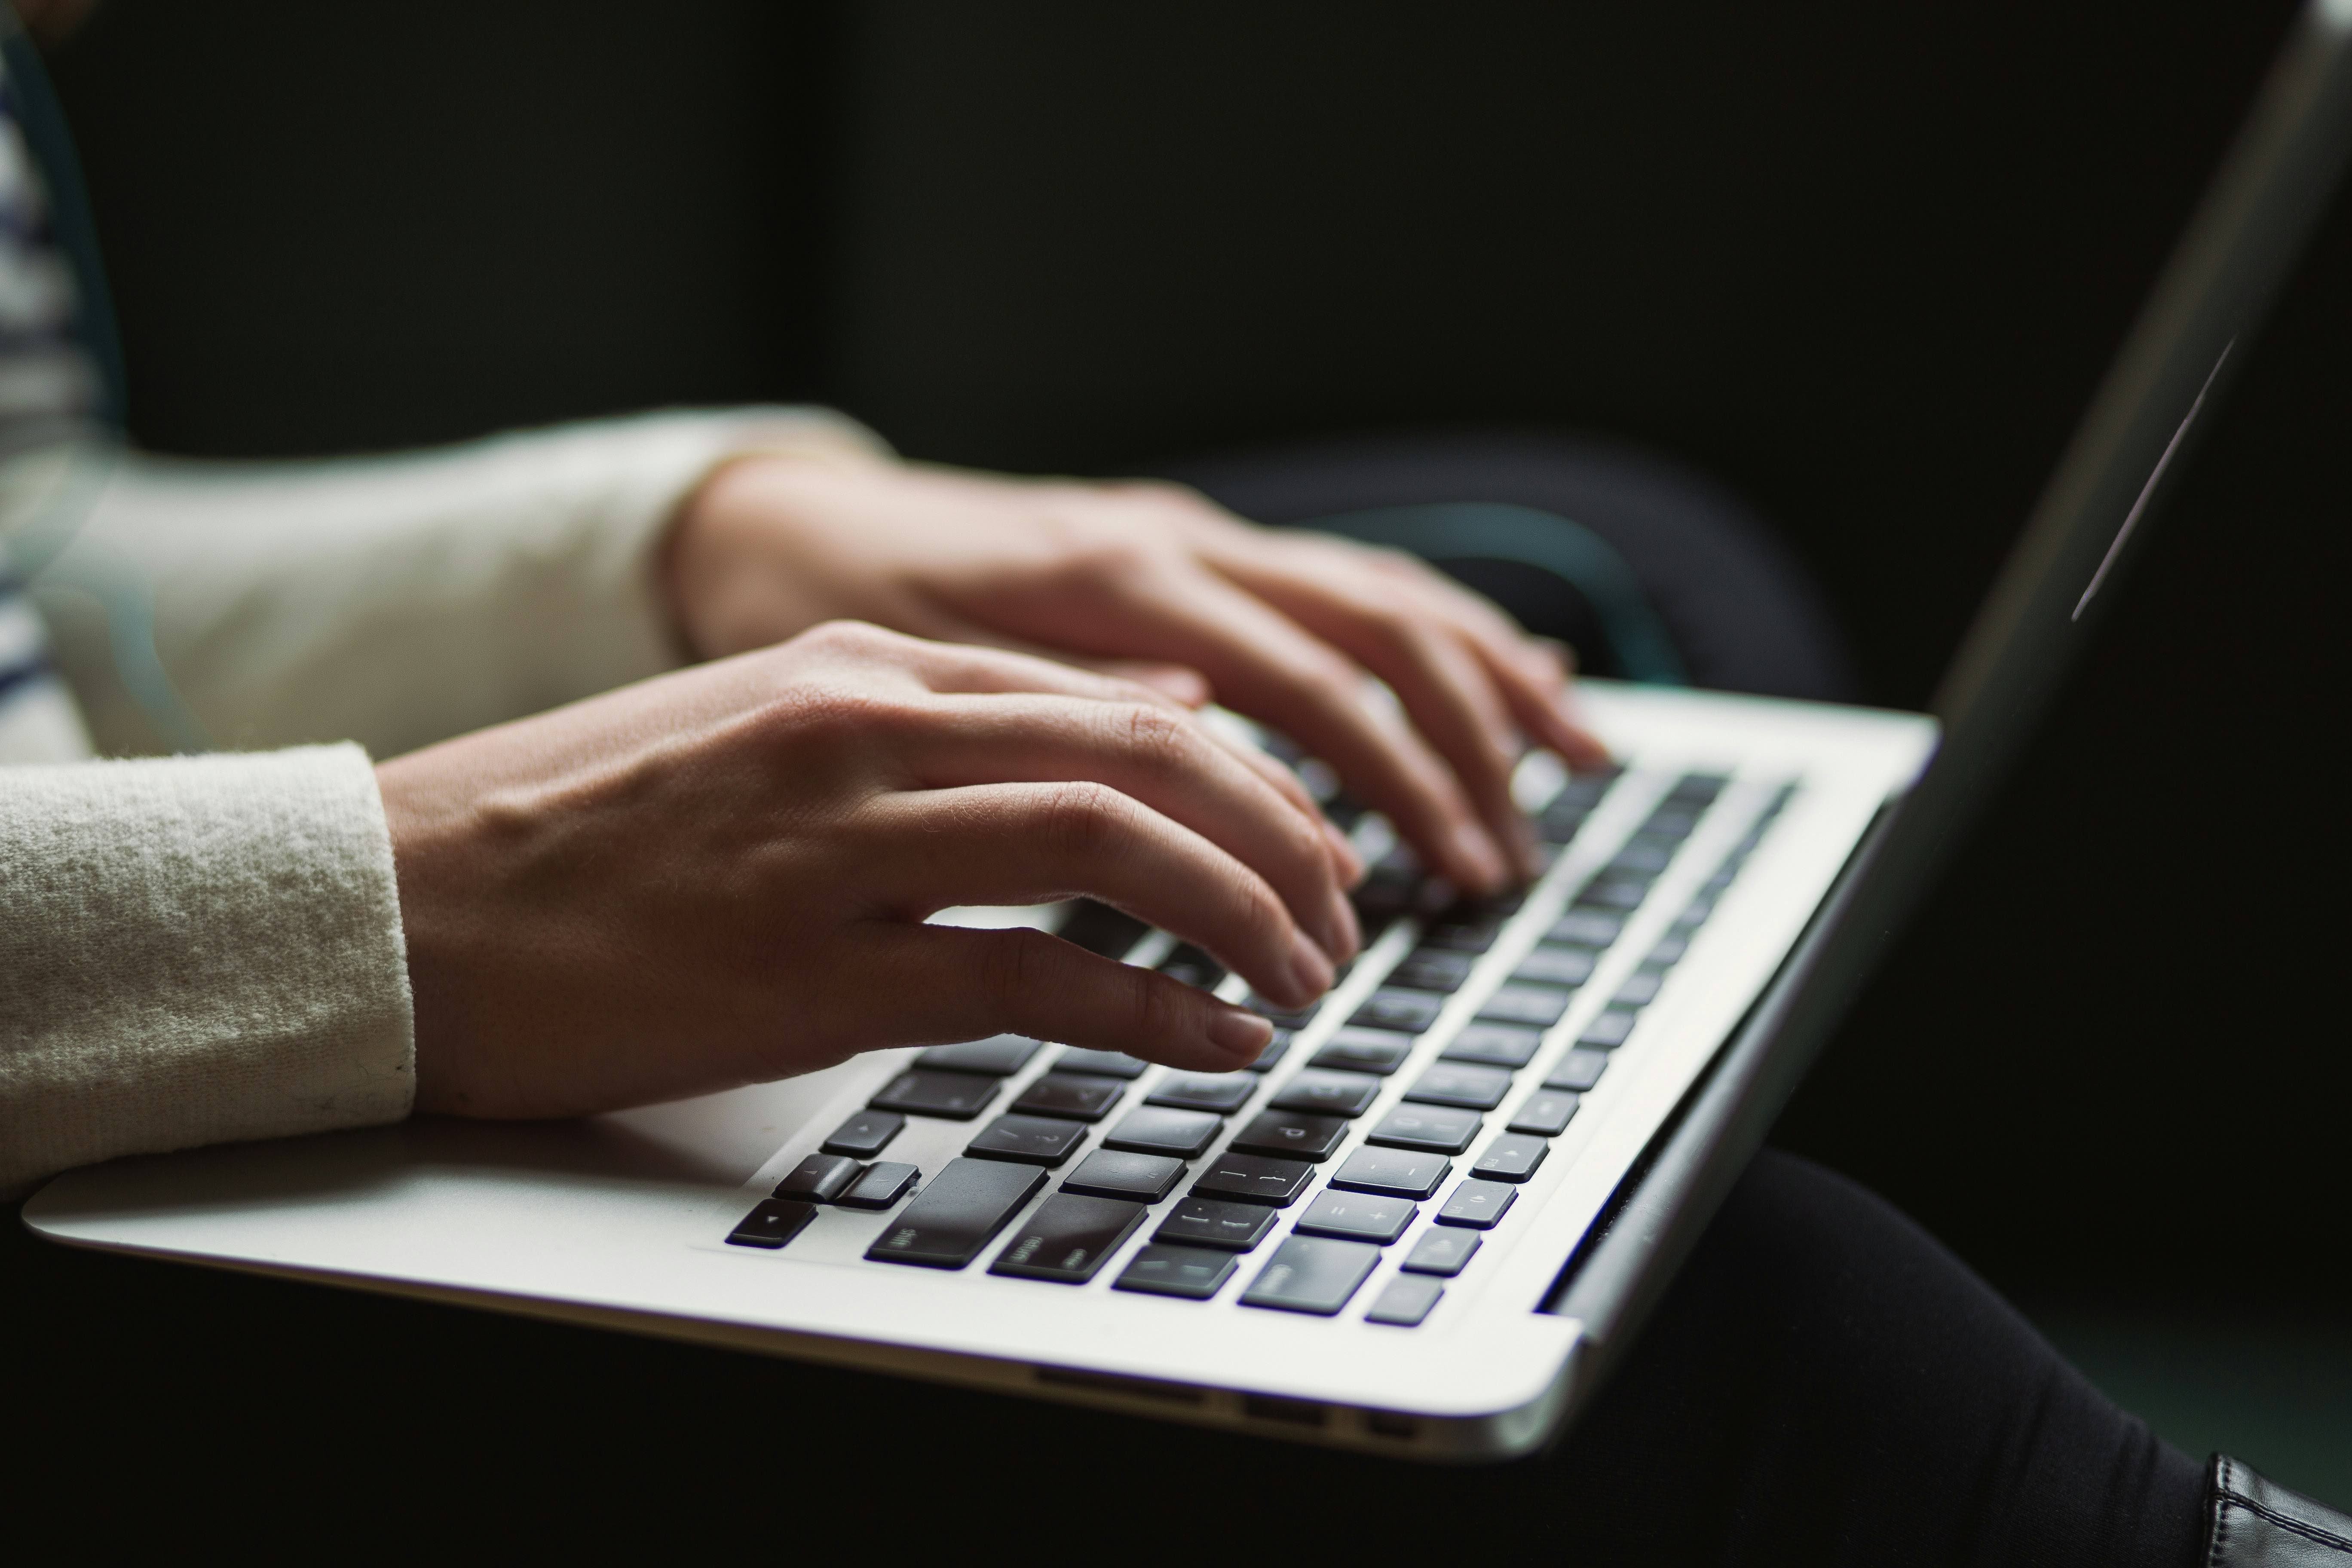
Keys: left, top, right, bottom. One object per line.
{"left": 8, "top": 0, "right": 2346, "bottom": 1505}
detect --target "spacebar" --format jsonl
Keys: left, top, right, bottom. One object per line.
{"left": 865, "top": 1157, "right": 1046, "bottom": 1269}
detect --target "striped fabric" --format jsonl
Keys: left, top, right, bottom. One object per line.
{"left": 0, "top": 41, "right": 99, "bottom": 764}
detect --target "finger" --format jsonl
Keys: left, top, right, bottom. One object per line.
{"left": 898, "top": 695, "right": 1358, "bottom": 961}
{"left": 1195, "top": 559, "right": 1539, "bottom": 877}
{"left": 802, "top": 620, "right": 1198, "bottom": 711}
{"left": 1069, "top": 568, "right": 1513, "bottom": 892}
{"left": 848, "top": 922, "right": 1274, "bottom": 1072}
{"left": 1351, "top": 554, "right": 1614, "bottom": 767}
{"left": 862, "top": 781, "right": 1337, "bottom": 1008}
{"left": 1094, "top": 661, "right": 1213, "bottom": 707}
{"left": 897, "top": 604, "right": 1222, "bottom": 709}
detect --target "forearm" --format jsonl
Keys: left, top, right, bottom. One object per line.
{"left": 0, "top": 745, "right": 412, "bottom": 1194}
{"left": 32, "top": 407, "right": 883, "bottom": 757}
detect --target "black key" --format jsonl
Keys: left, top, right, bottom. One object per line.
{"left": 727, "top": 1198, "right": 816, "bottom": 1250}
{"left": 1246, "top": 997, "right": 1319, "bottom": 1029}
{"left": 1577, "top": 876, "right": 1651, "bottom": 911}
{"left": 1508, "top": 1090, "right": 1581, "bottom": 1136}
{"left": 1153, "top": 1197, "right": 1280, "bottom": 1252}
{"left": 1611, "top": 971, "right": 1663, "bottom": 1008}
{"left": 1243, "top": 1030, "right": 1293, "bottom": 1073}
{"left": 1388, "top": 948, "right": 1476, "bottom": 993}
{"left": 1190, "top": 1152, "right": 1315, "bottom": 1207}
{"left": 1351, "top": 870, "right": 1419, "bottom": 925}
{"left": 1102, "top": 1105, "right": 1223, "bottom": 1159}
{"left": 1061, "top": 1149, "right": 1185, "bottom": 1202}
{"left": 1578, "top": 1008, "right": 1638, "bottom": 1049}
{"left": 1114, "top": 1243, "right": 1238, "bottom": 1300}
{"left": 1240, "top": 1235, "right": 1381, "bottom": 1315}
{"left": 1011, "top": 1072, "right": 1126, "bottom": 1122}
{"left": 774, "top": 1152, "right": 862, "bottom": 1203}
{"left": 870, "top": 1069, "right": 998, "bottom": 1121}
{"left": 1057, "top": 898, "right": 1149, "bottom": 959}
{"left": 1551, "top": 768, "right": 1620, "bottom": 812}
{"left": 1053, "top": 1048, "right": 1149, "bottom": 1080}
{"left": 1229, "top": 1109, "right": 1349, "bottom": 1162}
{"left": 1329, "top": 1146, "right": 1451, "bottom": 1200}
{"left": 964, "top": 1113, "right": 1089, "bottom": 1167}
{"left": 1675, "top": 894, "right": 1719, "bottom": 929}
{"left": 821, "top": 1109, "right": 904, "bottom": 1158}
{"left": 1470, "top": 1133, "right": 1550, "bottom": 1182}
{"left": 1608, "top": 836, "right": 1678, "bottom": 875}
{"left": 1545, "top": 1050, "right": 1609, "bottom": 1092}
{"left": 1400, "top": 1226, "right": 1480, "bottom": 1276}
{"left": 1436, "top": 1178, "right": 1519, "bottom": 1229}
{"left": 1645, "top": 808, "right": 1703, "bottom": 839}
{"left": 865, "top": 1158, "right": 1046, "bottom": 1268}
{"left": 1268, "top": 1069, "right": 1382, "bottom": 1118}
{"left": 915, "top": 1034, "right": 1042, "bottom": 1075}
{"left": 1548, "top": 910, "right": 1624, "bottom": 947}
{"left": 1535, "top": 794, "right": 1589, "bottom": 843}
{"left": 1512, "top": 944, "right": 1597, "bottom": 988}
{"left": 1146, "top": 1072, "right": 1256, "bottom": 1113}
{"left": 1366, "top": 1102, "right": 1482, "bottom": 1155}
{"left": 836, "top": 1161, "right": 920, "bottom": 1210}
{"left": 1477, "top": 983, "right": 1572, "bottom": 1028}
{"left": 1157, "top": 943, "right": 1227, "bottom": 991}
{"left": 1364, "top": 1274, "right": 1445, "bottom": 1326}
{"left": 1442, "top": 1023, "right": 1542, "bottom": 1069}
{"left": 1647, "top": 932, "right": 1690, "bottom": 966}
{"left": 1666, "top": 772, "right": 1729, "bottom": 805}
{"left": 1421, "top": 916, "right": 1506, "bottom": 953}
{"left": 1294, "top": 1190, "right": 1416, "bottom": 1245}
{"left": 1350, "top": 987, "right": 1446, "bottom": 1034}
{"left": 1310, "top": 1027, "right": 1413, "bottom": 1076}
{"left": 1405, "top": 1062, "right": 1513, "bottom": 1111}
{"left": 989, "top": 1193, "right": 1147, "bottom": 1282}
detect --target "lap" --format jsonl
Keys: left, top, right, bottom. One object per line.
{"left": 0, "top": 1150, "right": 2205, "bottom": 1563}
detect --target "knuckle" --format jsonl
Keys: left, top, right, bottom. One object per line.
{"left": 1126, "top": 963, "right": 1193, "bottom": 1040}
{"left": 1113, "top": 702, "right": 1193, "bottom": 769}
{"left": 794, "top": 618, "right": 886, "bottom": 655}
{"left": 756, "top": 680, "right": 916, "bottom": 752}
{"left": 1036, "top": 779, "right": 1130, "bottom": 858}
{"left": 1045, "top": 534, "right": 1161, "bottom": 593}
{"left": 980, "top": 928, "right": 1054, "bottom": 1018}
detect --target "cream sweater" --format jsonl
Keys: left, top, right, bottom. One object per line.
{"left": 0, "top": 406, "right": 881, "bottom": 1193}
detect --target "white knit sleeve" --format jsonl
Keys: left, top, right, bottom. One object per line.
{"left": 0, "top": 743, "right": 412, "bottom": 1194}
{"left": 31, "top": 406, "right": 886, "bottom": 759}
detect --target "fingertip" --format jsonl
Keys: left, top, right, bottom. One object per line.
{"left": 1207, "top": 1004, "right": 1274, "bottom": 1063}
{"left": 1322, "top": 819, "right": 1366, "bottom": 886}
{"left": 1449, "top": 821, "right": 1511, "bottom": 895}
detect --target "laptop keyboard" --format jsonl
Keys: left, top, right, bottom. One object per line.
{"left": 727, "top": 765, "right": 1797, "bottom": 1328}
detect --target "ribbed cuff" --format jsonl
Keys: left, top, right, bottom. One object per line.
{"left": 0, "top": 743, "right": 412, "bottom": 1191}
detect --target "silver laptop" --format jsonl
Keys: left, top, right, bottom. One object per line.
{"left": 27, "top": 0, "right": 2352, "bottom": 1462}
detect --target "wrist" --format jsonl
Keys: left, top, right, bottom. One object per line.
{"left": 659, "top": 440, "right": 890, "bottom": 662}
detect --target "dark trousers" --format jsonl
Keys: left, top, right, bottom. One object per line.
{"left": 0, "top": 434, "right": 2206, "bottom": 1559}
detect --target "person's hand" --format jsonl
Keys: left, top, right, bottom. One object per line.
{"left": 377, "top": 621, "right": 1360, "bottom": 1119}
{"left": 665, "top": 454, "right": 1610, "bottom": 894}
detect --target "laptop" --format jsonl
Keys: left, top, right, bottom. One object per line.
{"left": 26, "top": 0, "right": 2352, "bottom": 1462}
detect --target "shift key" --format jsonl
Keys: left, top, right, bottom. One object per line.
{"left": 867, "top": 1157, "right": 1046, "bottom": 1269}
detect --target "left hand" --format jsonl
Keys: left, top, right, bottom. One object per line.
{"left": 663, "top": 452, "right": 1611, "bottom": 893}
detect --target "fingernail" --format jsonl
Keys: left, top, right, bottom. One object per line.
{"left": 1209, "top": 1005, "right": 1274, "bottom": 1060}
{"left": 1323, "top": 887, "right": 1362, "bottom": 961}
{"left": 1323, "top": 819, "right": 1366, "bottom": 885}
{"left": 1452, "top": 821, "right": 1509, "bottom": 892}
{"left": 1287, "top": 929, "right": 1336, "bottom": 1001}
{"left": 1505, "top": 814, "right": 1542, "bottom": 880}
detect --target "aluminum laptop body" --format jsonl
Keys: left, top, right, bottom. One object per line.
{"left": 25, "top": 0, "right": 2352, "bottom": 1464}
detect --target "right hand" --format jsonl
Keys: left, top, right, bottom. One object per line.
{"left": 377, "top": 620, "right": 1362, "bottom": 1120}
